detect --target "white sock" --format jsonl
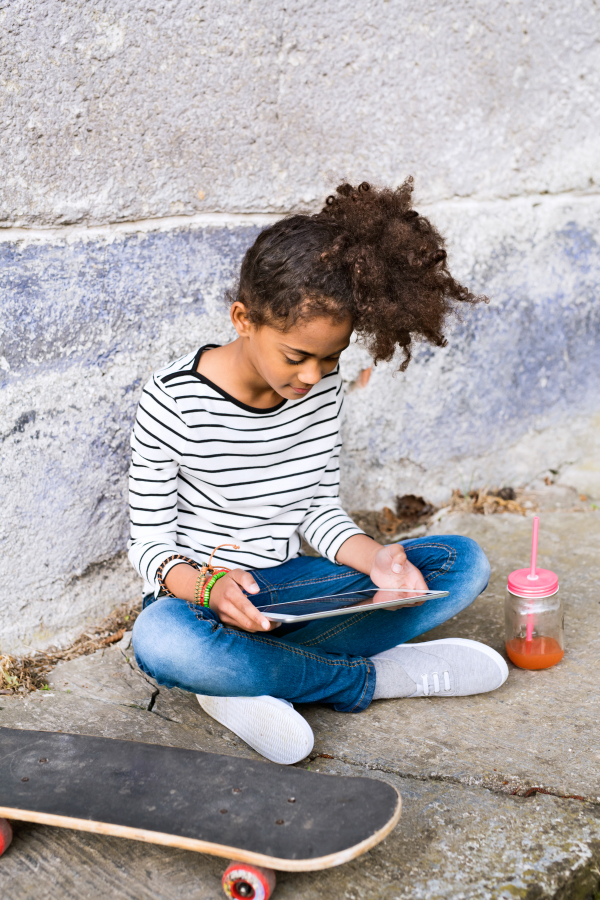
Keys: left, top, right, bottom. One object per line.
{"left": 371, "top": 656, "right": 417, "bottom": 700}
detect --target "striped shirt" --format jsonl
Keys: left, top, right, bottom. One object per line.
{"left": 128, "top": 345, "right": 364, "bottom": 596}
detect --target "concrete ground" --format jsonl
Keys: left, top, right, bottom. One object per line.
{"left": 1, "top": 509, "right": 599, "bottom": 899}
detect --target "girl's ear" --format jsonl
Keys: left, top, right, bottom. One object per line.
{"left": 230, "top": 300, "right": 253, "bottom": 337}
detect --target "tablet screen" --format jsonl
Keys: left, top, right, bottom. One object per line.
{"left": 256, "top": 588, "right": 448, "bottom": 622}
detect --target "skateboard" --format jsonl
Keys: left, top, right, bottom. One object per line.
{"left": 0, "top": 727, "right": 401, "bottom": 899}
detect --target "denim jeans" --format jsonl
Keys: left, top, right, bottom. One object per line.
{"left": 133, "top": 535, "right": 490, "bottom": 713}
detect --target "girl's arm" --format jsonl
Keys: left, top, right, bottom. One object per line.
{"left": 128, "top": 375, "right": 187, "bottom": 595}
{"left": 298, "top": 439, "right": 366, "bottom": 561}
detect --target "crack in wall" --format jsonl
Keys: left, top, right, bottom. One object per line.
{"left": 2, "top": 189, "right": 600, "bottom": 244}
{"left": 0, "top": 211, "right": 282, "bottom": 244}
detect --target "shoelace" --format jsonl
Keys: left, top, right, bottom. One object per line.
{"left": 420, "top": 671, "right": 451, "bottom": 696}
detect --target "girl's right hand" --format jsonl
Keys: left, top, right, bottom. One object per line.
{"left": 209, "top": 569, "right": 278, "bottom": 632}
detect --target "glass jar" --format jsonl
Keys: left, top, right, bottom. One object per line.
{"left": 504, "top": 567, "right": 563, "bottom": 670}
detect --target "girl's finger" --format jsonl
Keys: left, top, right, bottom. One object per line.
{"left": 229, "top": 568, "right": 260, "bottom": 594}
{"left": 221, "top": 599, "right": 256, "bottom": 631}
{"left": 391, "top": 547, "right": 408, "bottom": 574}
{"left": 226, "top": 587, "right": 271, "bottom": 631}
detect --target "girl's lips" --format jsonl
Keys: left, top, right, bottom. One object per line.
{"left": 291, "top": 386, "right": 310, "bottom": 394}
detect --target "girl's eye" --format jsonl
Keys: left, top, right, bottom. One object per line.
{"left": 284, "top": 356, "right": 341, "bottom": 366}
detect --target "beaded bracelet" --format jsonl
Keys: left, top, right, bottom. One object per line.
{"left": 201, "top": 570, "right": 227, "bottom": 607}
{"left": 194, "top": 572, "right": 211, "bottom": 605}
{"left": 156, "top": 554, "right": 200, "bottom": 598}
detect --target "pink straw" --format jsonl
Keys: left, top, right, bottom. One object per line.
{"left": 529, "top": 516, "right": 539, "bottom": 579}
{"left": 526, "top": 516, "right": 539, "bottom": 643}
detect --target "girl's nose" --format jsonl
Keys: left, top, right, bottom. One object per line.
{"left": 298, "top": 362, "right": 322, "bottom": 385}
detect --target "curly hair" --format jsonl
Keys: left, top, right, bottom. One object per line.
{"left": 232, "top": 178, "right": 486, "bottom": 370}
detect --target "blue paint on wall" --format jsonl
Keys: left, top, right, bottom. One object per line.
{"left": 2, "top": 219, "right": 599, "bottom": 468}
{"left": 0, "top": 225, "right": 262, "bottom": 382}
{"left": 365, "top": 218, "right": 600, "bottom": 465}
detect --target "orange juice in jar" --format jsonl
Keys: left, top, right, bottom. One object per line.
{"left": 505, "top": 517, "right": 563, "bottom": 670}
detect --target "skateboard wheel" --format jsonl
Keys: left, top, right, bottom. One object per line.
{"left": 222, "top": 861, "right": 276, "bottom": 900}
{"left": 0, "top": 818, "right": 13, "bottom": 856}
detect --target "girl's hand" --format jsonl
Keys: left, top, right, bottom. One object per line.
{"left": 370, "top": 544, "right": 428, "bottom": 605}
{"left": 209, "top": 569, "right": 279, "bottom": 632}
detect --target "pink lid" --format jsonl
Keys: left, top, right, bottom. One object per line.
{"left": 508, "top": 567, "right": 559, "bottom": 597}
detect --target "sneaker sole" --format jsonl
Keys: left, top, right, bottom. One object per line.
{"left": 196, "top": 695, "right": 314, "bottom": 765}
{"left": 397, "top": 637, "right": 509, "bottom": 689}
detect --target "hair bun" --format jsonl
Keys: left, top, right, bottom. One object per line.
{"left": 234, "top": 177, "right": 486, "bottom": 375}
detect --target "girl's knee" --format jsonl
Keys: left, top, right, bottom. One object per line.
{"left": 132, "top": 598, "right": 212, "bottom": 686}
{"left": 461, "top": 536, "right": 491, "bottom": 593}
{"left": 449, "top": 535, "right": 491, "bottom": 598}
{"left": 132, "top": 601, "right": 171, "bottom": 680}
{"left": 133, "top": 598, "right": 173, "bottom": 655}
{"left": 132, "top": 599, "right": 249, "bottom": 697}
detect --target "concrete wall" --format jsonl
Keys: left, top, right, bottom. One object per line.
{"left": 2, "top": 0, "right": 599, "bottom": 653}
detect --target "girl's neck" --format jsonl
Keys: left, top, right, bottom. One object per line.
{"left": 197, "top": 339, "right": 284, "bottom": 409}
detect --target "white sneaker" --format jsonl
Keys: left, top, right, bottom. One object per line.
{"left": 376, "top": 638, "right": 509, "bottom": 697}
{"left": 196, "top": 694, "right": 314, "bottom": 765}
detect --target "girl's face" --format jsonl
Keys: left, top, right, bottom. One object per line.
{"left": 232, "top": 301, "right": 354, "bottom": 401}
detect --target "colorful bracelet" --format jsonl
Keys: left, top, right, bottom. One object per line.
{"left": 194, "top": 573, "right": 211, "bottom": 605}
{"left": 201, "top": 570, "right": 227, "bottom": 607}
{"left": 157, "top": 543, "right": 240, "bottom": 602}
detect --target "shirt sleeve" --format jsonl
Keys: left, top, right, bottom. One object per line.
{"left": 298, "top": 438, "right": 365, "bottom": 563}
{"left": 127, "top": 375, "right": 186, "bottom": 595}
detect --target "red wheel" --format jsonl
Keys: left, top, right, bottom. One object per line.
{"left": 222, "top": 861, "right": 276, "bottom": 900}
{"left": 0, "top": 818, "right": 13, "bottom": 856}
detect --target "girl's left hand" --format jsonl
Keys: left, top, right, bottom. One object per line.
{"left": 370, "top": 544, "right": 428, "bottom": 602}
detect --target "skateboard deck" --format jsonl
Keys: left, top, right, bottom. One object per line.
{"left": 0, "top": 727, "right": 401, "bottom": 874}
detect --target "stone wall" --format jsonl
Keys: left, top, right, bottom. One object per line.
{"left": 2, "top": 0, "right": 599, "bottom": 653}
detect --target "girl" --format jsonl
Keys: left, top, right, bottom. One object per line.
{"left": 130, "top": 180, "right": 507, "bottom": 764}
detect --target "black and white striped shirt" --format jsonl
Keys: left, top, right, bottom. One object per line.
{"left": 128, "top": 346, "right": 364, "bottom": 596}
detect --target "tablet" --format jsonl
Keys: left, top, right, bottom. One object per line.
{"left": 257, "top": 588, "right": 449, "bottom": 623}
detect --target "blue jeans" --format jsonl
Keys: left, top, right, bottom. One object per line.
{"left": 133, "top": 535, "right": 490, "bottom": 713}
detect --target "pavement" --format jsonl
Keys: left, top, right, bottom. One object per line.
{"left": 1, "top": 507, "right": 599, "bottom": 899}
